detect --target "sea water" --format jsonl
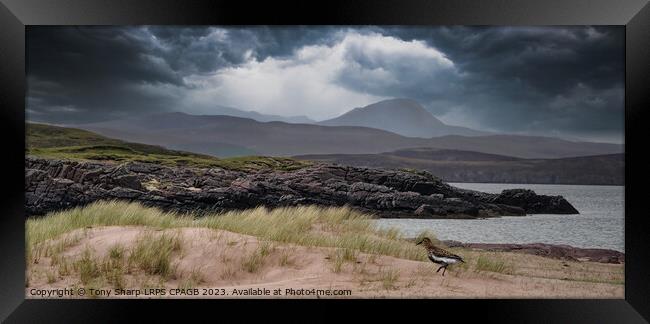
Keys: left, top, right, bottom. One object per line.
{"left": 376, "top": 183, "right": 624, "bottom": 252}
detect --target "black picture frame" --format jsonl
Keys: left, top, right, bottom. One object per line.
{"left": 1, "top": 0, "right": 649, "bottom": 322}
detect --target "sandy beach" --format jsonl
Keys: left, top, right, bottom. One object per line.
{"left": 27, "top": 226, "right": 624, "bottom": 299}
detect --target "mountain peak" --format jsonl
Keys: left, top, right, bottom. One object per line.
{"left": 320, "top": 98, "right": 485, "bottom": 138}
{"left": 358, "top": 98, "right": 437, "bottom": 118}
{"left": 374, "top": 97, "right": 422, "bottom": 106}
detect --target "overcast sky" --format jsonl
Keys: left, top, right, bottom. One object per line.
{"left": 27, "top": 26, "right": 624, "bottom": 143}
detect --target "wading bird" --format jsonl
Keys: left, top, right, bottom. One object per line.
{"left": 416, "top": 237, "right": 465, "bottom": 276}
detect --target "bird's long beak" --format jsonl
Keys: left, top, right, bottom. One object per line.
{"left": 416, "top": 241, "right": 422, "bottom": 245}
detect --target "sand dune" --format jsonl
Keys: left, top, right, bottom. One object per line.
{"left": 27, "top": 226, "right": 623, "bottom": 299}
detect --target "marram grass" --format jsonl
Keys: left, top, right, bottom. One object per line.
{"left": 27, "top": 200, "right": 437, "bottom": 263}
{"left": 474, "top": 254, "right": 514, "bottom": 274}
{"left": 128, "top": 231, "right": 182, "bottom": 279}
{"left": 26, "top": 201, "right": 626, "bottom": 289}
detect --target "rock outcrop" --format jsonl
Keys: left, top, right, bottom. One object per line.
{"left": 490, "top": 189, "right": 579, "bottom": 214}
{"left": 443, "top": 241, "right": 624, "bottom": 264}
{"left": 25, "top": 157, "right": 579, "bottom": 218}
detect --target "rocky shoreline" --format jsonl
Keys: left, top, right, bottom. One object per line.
{"left": 443, "top": 241, "right": 624, "bottom": 264}
{"left": 25, "top": 157, "right": 579, "bottom": 218}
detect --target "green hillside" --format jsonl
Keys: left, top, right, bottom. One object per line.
{"left": 26, "top": 123, "right": 310, "bottom": 172}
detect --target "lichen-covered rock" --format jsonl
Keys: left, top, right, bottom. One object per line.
{"left": 25, "top": 157, "right": 579, "bottom": 218}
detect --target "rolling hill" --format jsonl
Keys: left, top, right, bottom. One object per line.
{"left": 77, "top": 112, "right": 623, "bottom": 159}
{"left": 204, "top": 104, "right": 314, "bottom": 124}
{"left": 26, "top": 123, "right": 310, "bottom": 172}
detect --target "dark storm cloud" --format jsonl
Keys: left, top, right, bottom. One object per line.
{"left": 339, "top": 26, "right": 624, "bottom": 141}
{"left": 27, "top": 26, "right": 340, "bottom": 123}
{"left": 26, "top": 26, "right": 624, "bottom": 142}
{"left": 28, "top": 27, "right": 183, "bottom": 85}
{"left": 27, "top": 26, "right": 184, "bottom": 123}
{"left": 397, "top": 26, "right": 624, "bottom": 94}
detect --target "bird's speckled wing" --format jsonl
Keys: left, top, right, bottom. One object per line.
{"left": 431, "top": 246, "right": 464, "bottom": 262}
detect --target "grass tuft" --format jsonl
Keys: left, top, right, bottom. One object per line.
{"left": 220, "top": 267, "right": 237, "bottom": 280}
{"left": 108, "top": 244, "right": 125, "bottom": 260}
{"left": 380, "top": 268, "right": 400, "bottom": 290}
{"left": 128, "top": 232, "right": 182, "bottom": 279}
{"left": 279, "top": 250, "right": 295, "bottom": 267}
{"left": 178, "top": 268, "right": 204, "bottom": 289}
{"left": 475, "top": 254, "right": 513, "bottom": 274}
{"left": 75, "top": 248, "right": 101, "bottom": 285}
{"left": 242, "top": 251, "right": 265, "bottom": 273}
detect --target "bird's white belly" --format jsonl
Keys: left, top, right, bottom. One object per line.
{"left": 432, "top": 256, "right": 459, "bottom": 264}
